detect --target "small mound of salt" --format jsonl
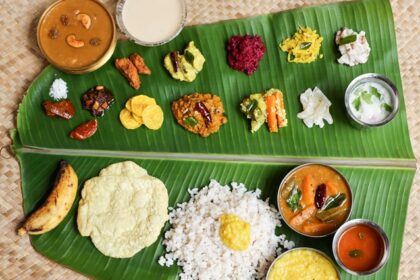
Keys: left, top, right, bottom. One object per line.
{"left": 49, "top": 78, "right": 68, "bottom": 100}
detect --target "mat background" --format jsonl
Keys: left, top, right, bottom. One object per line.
{"left": 0, "top": 0, "right": 418, "bottom": 279}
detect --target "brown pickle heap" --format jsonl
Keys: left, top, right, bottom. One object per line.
{"left": 81, "top": 86, "right": 115, "bottom": 117}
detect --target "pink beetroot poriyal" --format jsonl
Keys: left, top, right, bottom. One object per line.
{"left": 227, "top": 34, "right": 266, "bottom": 75}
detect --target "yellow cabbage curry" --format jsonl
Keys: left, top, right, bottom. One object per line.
{"left": 279, "top": 165, "right": 351, "bottom": 236}
{"left": 38, "top": 0, "right": 114, "bottom": 69}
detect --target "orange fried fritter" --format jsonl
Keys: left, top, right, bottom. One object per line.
{"left": 129, "top": 53, "right": 151, "bottom": 75}
{"left": 115, "top": 58, "right": 140, "bottom": 89}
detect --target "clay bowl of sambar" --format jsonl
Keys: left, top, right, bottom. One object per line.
{"left": 277, "top": 163, "right": 353, "bottom": 238}
{"left": 37, "top": 0, "right": 116, "bottom": 74}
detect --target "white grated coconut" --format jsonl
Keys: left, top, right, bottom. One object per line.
{"left": 297, "top": 87, "right": 333, "bottom": 128}
{"left": 159, "top": 180, "right": 294, "bottom": 280}
{"left": 336, "top": 28, "right": 371, "bottom": 66}
{"left": 49, "top": 78, "right": 68, "bottom": 100}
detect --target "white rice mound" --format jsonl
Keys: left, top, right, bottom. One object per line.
{"left": 159, "top": 180, "right": 294, "bottom": 280}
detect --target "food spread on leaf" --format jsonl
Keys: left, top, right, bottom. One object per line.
{"left": 226, "top": 34, "right": 266, "bottom": 75}
{"left": 297, "top": 87, "right": 333, "bottom": 128}
{"left": 159, "top": 180, "right": 294, "bottom": 279}
{"left": 49, "top": 78, "right": 68, "bottom": 100}
{"left": 69, "top": 119, "right": 98, "bottom": 140}
{"left": 164, "top": 41, "right": 205, "bottom": 82}
{"left": 171, "top": 93, "right": 227, "bottom": 137}
{"left": 279, "top": 164, "right": 351, "bottom": 236}
{"left": 119, "top": 94, "right": 164, "bottom": 130}
{"left": 115, "top": 52, "right": 151, "bottom": 89}
{"left": 43, "top": 100, "right": 75, "bottom": 119}
{"left": 240, "top": 88, "right": 287, "bottom": 133}
{"left": 336, "top": 28, "right": 370, "bottom": 66}
{"left": 348, "top": 82, "right": 393, "bottom": 124}
{"left": 81, "top": 85, "right": 115, "bottom": 117}
{"left": 219, "top": 213, "right": 251, "bottom": 251}
{"left": 18, "top": 161, "right": 78, "bottom": 236}
{"left": 77, "top": 161, "right": 168, "bottom": 258}
{"left": 268, "top": 249, "right": 340, "bottom": 280}
{"left": 280, "top": 27, "right": 323, "bottom": 63}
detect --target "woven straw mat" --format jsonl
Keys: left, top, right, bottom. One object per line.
{"left": 0, "top": 0, "right": 418, "bottom": 279}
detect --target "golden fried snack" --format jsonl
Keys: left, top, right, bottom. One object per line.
{"left": 130, "top": 53, "right": 151, "bottom": 75}
{"left": 115, "top": 58, "right": 141, "bottom": 89}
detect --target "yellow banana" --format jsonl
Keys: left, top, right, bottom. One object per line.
{"left": 18, "top": 161, "right": 78, "bottom": 236}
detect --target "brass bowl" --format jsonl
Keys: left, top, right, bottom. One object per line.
{"left": 37, "top": 0, "right": 117, "bottom": 74}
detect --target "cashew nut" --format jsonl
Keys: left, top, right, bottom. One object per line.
{"left": 66, "top": 34, "right": 85, "bottom": 48}
{"left": 76, "top": 13, "right": 91, "bottom": 29}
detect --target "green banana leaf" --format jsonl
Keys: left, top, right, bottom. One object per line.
{"left": 14, "top": 148, "right": 414, "bottom": 280}
{"left": 12, "top": 0, "right": 416, "bottom": 279}
{"left": 16, "top": 0, "right": 414, "bottom": 160}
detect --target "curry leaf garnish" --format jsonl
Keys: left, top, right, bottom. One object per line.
{"left": 246, "top": 99, "right": 258, "bottom": 113}
{"left": 352, "top": 97, "right": 361, "bottom": 111}
{"left": 184, "top": 117, "right": 198, "bottom": 127}
{"left": 185, "top": 50, "right": 195, "bottom": 65}
{"left": 299, "top": 42, "right": 312, "bottom": 50}
{"left": 321, "top": 193, "right": 346, "bottom": 211}
{"left": 383, "top": 103, "right": 393, "bottom": 112}
{"left": 370, "top": 86, "right": 381, "bottom": 99}
{"left": 349, "top": 249, "right": 363, "bottom": 258}
{"left": 286, "top": 186, "right": 301, "bottom": 212}
{"left": 339, "top": 34, "right": 357, "bottom": 45}
{"left": 361, "top": 91, "right": 373, "bottom": 104}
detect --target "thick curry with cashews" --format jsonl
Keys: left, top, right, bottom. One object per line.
{"left": 38, "top": 0, "right": 115, "bottom": 71}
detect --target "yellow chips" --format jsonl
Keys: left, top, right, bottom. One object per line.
{"left": 120, "top": 95, "right": 164, "bottom": 130}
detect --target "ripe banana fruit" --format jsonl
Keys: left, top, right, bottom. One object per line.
{"left": 18, "top": 161, "right": 78, "bottom": 236}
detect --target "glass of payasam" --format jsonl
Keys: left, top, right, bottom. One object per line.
{"left": 116, "top": 0, "right": 187, "bottom": 46}
{"left": 37, "top": 0, "right": 116, "bottom": 74}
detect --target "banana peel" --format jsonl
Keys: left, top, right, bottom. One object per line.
{"left": 18, "top": 160, "right": 78, "bottom": 236}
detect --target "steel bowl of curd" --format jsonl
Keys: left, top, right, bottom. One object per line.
{"left": 344, "top": 73, "right": 399, "bottom": 128}
{"left": 116, "top": 0, "right": 187, "bottom": 46}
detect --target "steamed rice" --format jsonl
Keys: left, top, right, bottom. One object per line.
{"left": 159, "top": 180, "right": 294, "bottom": 280}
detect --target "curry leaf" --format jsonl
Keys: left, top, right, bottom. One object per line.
{"left": 286, "top": 186, "right": 301, "bottom": 212}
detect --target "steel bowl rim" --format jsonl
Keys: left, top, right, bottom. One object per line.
{"left": 265, "top": 247, "right": 341, "bottom": 280}
{"left": 115, "top": 0, "right": 187, "bottom": 47}
{"left": 277, "top": 163, "right": 353, "bottom": 238}
{"left": 332, "top": 218, "right": 390, "bottom": 276}
{"left": 344, "top": 73, "right": 400, "bottom": 128}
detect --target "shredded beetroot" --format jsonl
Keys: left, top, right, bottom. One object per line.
{"left": 226, "top": 35, "right": 266, "bottom": 75}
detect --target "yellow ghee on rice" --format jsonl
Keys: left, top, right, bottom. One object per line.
{"left": 219, "top": 213, "right": 250, "bottom": 251}
{"left": 268, "top": 249, "right": 339, "bottom": 280}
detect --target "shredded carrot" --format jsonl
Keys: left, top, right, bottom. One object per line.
{"left": 275, "top": 91, "right": 286, "bottom": 127}
{"left": 289, "top": 205, "right": 317, "bottom": 227}
{"left": 301, "top": 175, "right": 315, "bottom": 207}
{"left": 265, "top": 94, "right": 278, "bottom": 133}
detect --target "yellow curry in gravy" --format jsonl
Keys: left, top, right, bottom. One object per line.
{"left": 38, "top": 0, "right": 114, "bottom": 70}
{"left": 279, "top": 164, "right": 351, "bottom": 236}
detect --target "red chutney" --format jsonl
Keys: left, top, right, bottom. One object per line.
{"left": 337, "top": 224, "right": 384, "bottom": 272}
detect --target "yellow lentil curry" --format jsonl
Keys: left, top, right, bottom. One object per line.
{"left": 268, "top": 249, "right": 339, "bottom": 280}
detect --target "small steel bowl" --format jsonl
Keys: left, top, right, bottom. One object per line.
{"left": 277, "top": 163, "right": 353, "bottom": 238}
{"left": 116, "top": 0, "right": 187, "bottom": 47}
{"left": 344, "top": 73, "right": 399, "bottom": 128}
{"left": 332, "top": 219, "right": 390, "bottom": 276}
{"left": 266, "top": 247, "right": 341, "bottom": 280}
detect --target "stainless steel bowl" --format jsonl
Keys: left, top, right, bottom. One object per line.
{"left": 332, "top": 219, "right": 390, "bottom": 276}
{"left": 266, "top": 247, "right": 341, "bottom": 280}
{"left": 344, "top": 73, "right": 399, "bottom": 128}
{"left": 116, "top": 0, "right": 187, "bottom": 46}
{"left": 277, "top": 163, "right": 353, "bottom": 238}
